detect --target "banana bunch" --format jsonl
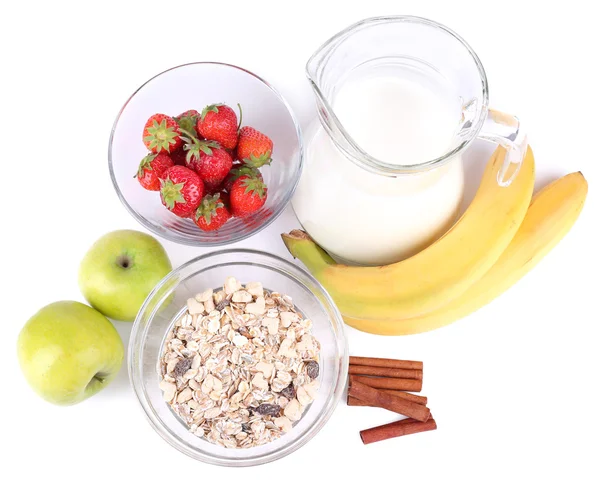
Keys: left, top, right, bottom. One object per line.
{"left": 282, "top": 146, "right": 588, "bottom": 335}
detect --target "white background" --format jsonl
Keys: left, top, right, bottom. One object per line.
{"left": 2, "top": 1, "right": 599, "bottom": 483}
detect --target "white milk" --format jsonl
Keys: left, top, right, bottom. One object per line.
{"left": 292, "top": 75, "right": 465, "bottom": 266}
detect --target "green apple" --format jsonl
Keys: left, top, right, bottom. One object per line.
{"left": 78, "top": 230, "right": 172, "bottom": 322}
{"left": 17, "top": 301, "right": 124, "bottom": 405}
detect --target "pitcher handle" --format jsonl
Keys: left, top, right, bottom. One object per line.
{"left": 478, "top": 109, "right": 528, "bottom": 187}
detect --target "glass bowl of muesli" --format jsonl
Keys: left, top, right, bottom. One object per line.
{"left": 129, "top": 249, "right": 348, "bottom": 467}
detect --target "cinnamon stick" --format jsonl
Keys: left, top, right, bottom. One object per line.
{"left": 348, "top": 379, "right": 430, "bottom": 422}
{"left": 349, "top": 356, "right": 423, "bottom": 371}
{"left": 349, "top": 365, "right": 423, "bottom": 380}
{"left": 351, "top": 375, "right": 422, "bottom": 392}
{"left": 383, "top": 390, "right": 428, "bottom": 403}
{"left": 347, "top": 390, "right": 427, "bottom": 406}
{"left": 360, "top": 416, "right": 437, "bottom": 445}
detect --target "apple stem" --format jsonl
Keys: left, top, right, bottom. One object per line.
{"left": 117, "top": 255, "right": 131, "bottom": 269}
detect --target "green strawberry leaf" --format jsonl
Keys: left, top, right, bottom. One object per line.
{"left": 200, "top": 141, "right": 219, "bottom": 155}
{"left": 195, "top": 193, "right": 224, "bottom": 225}
{"left": 135, "top": 153, "right": 157, "bottom": 178}
{"left": 145, "top": 119, "right": 180, "bottom": 152}
{"left": 241, "top": 176, "right": 267, "bottom": 198}
{"left": 243, "top": 150, "right": 272, "bottom": 168}
{"left": 200, "top": 103, "right": 224, "bottom": 121}
{"left": 229, "top": 166, "right": 260, "bottom": 184}
{"left": 179, "top": 128, "right": 197, "bottom": 140}
{"left": 185, "top": 138, "right": 220, "bottom": 162}
{"left": 176, "top": 114, "right": 198, "bottom": 136}
{"left": 160, "top": 177, "right": 186, "bottom": 210}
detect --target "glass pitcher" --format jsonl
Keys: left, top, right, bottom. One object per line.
{"left": 292, "top": 16, "right": 527, "bottom": 266}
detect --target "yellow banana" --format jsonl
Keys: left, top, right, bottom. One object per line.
{"left": 343, "top": 171, "right": 588, "bottom": 334}
{"left": 282, "top": 145, "right": 536, "bottom": 319}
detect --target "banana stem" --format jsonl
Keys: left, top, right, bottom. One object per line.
{"left": 281, "top": 230, "right": 335, "bottom": 275}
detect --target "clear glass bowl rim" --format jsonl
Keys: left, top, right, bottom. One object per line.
{"left": 108, "top": 61, "right": 304, "bottom": 246}
{"left": 128, "top": 248, "right": 349, "bottom": 466}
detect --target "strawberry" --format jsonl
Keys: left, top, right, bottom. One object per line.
{"left": 193, "top": 193, "right": 231, "bottom": 231}
{"left": 195, "top": 147, "right": 233, "bottom": 186}
{"left": 174, "top": 109, "right": 200, "bottom": 137}
{"left": 143, "top": 114, "right": 182, "bottom": 153}
{"left": 181, "top": 132, "right": 233, "bottom": 184}
{"left": 159, "top": 166, "right": 204, "bottom": 217}
{"left": 135, "top": 153, "right": 174, "bottom": 191}
{"left": 236, "top": 126, "right": 273, "bottom": 168}
{"left": 203, "top": 180, "right": 225, "bottom": 195}
{"left": 223, "top": 164, "right": 262, "bottom": 192}
{"left": 197, "top": 104, "right": 239, "bottom": 150}
{"left": 181, "top": 136, "right": 218, "bottom": 169}
{"left": 169, "top": 147, "right": 188, "bottom": 166}
{"left": 229, "top": 175, "right": 267, "bottom": 216}
{"left": 219, "top": 190, "right": 230, "bottom": 206}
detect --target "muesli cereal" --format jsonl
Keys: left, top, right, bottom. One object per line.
{"left": 157, "top": 277, "right": 321, "bottom": 448}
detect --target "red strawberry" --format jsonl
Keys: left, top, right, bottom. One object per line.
{"left": 135, "top": 153, "right": 174, "bottom": 191}
{"left": 197, "top": 104, "right": 239, "bottom": 150}
{"left": 181, "top": 137, "right": 219, "bottom": 170}
{"left": 143, "top": 114, "right": 182, "bottom": 154}
{"left": 196, "top": 147, "right": 233, "bottom": 185}
{"left": 223, "top": 164, "right": 262, "bottom": 192}
{"left": 203, "top": 180, "right": 225, "bottom": 195}
{"left": 169, "top": 147, "right": 188, "bottom": 166}
{"left": 193, "top": 193, "right": 231, "bottom": 231}
{"left": 182, "top": 134, "right": 233, "bottom": 184}
{"left": 160, "top": 166, "right": 204, "bottom": 217}
{"left": 230, "top": 175, "right": 267, "bottom": 216}
{"left": 174, "top": 109, "right": 200, "bottom": 137}
{"left": 219, "top": 190, "right": 230, "bottom": 206}
{"left": 236, "top": 126, "right": 273, "bottom": 168}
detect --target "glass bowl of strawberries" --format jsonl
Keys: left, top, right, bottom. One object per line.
{"left": 109, "top": 62, "right": 303, "bottom": 245}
